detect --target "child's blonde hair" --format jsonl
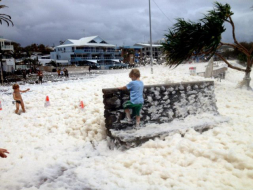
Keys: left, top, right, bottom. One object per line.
{"left": 12, "top": 84, "right": 19, "bottom": 89}
{"left": 129, "top": 69, "right": 140, "bottom": 78}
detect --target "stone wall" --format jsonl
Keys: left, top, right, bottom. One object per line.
{"left": 102, "top": 81, "right": 220, "bottom": 147}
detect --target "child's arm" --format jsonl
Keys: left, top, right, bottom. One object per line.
{"left": 118, "top": 86, "right": 127, "bottom": 90}
{"left": 20, "top": 88, "right": 30, "bottom": 93}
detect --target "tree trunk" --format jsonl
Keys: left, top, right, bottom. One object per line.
{"left": 237, "top": 57, "right": 252, "bottom": 90}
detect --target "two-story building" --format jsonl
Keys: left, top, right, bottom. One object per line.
{"left": 50, "top": 36, "right": 122, "bottom": 69}
{"left": 134, "top": 43, "right": 163, "bottom": 60}
{"left": 118, "top": 46, "right": 142, "bottom": 66}
{"left": 0, "top": 37, "right": 15, "bottom": 73}
{"left": 118, "top": 43, "right": 164, "bottom": 66}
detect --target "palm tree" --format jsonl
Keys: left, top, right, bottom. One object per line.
{"left": 162, "top": 2, "right": 253, "bottom": 89}
{"left": 0, "top": 2, "right": 13, "bottom": 26}
{"left": 0, "top": 1, "right": 14, "bottom": 84}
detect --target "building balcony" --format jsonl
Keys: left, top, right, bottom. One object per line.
{"left": 115, "top": 56, "right": 123, "bottom": 60}
{"left": 75, "top": 49, "right": 103, "bottom": 54}
{"left": 74, "top": 49, "right": 120, "bottom": 54}
{"left": 71, "top": 57, "right": 82, "bottom": 61}
{"left": 71, "top": 57, "right": 115, "bottom": 61}
{"left": 1, "top": 45, "right": 14, "bottom": 51}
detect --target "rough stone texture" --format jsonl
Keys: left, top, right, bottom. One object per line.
{"left": 102, "top": 81, "right": 220, "bottom": 148}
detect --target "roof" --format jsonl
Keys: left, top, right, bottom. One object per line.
{"left": 134, "top": 43, "right": 162, "bottom": 47}
{"left": 0, "top": 38, "right": 12, "bottom": 42}
{"left": 119, "top": 46, "right": 142, "bottom": 49}
{"left": 56, "top": 36, "right": 115, "bottom": 48}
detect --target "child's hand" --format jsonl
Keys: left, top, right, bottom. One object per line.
{"left": 0, "top": 148, "right": 9, "bottom": 158}
{"left": 27, "top": 88, "right": 30, "bottom": 91}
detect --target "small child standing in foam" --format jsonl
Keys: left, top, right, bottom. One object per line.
{"left": 118, "top": 69, "right": 144, "bottom": 127}
{"left": 12, "top": 84, "right": 30, "bottom": 114}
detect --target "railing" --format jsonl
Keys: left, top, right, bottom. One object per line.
{"left": 74, "top": 49, "right": 121, "bottom": 54}
{"left": 1, "top": 45, "right": 14, "bottom": 51}
{"left": 75, "top": 49, "right": 103, "bottom": 53}
{"left": 71, "top": 57, "right": 114, "bottom": 60}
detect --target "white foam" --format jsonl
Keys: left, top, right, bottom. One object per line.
{"left": 0, "top": 62, "right": 253, "bottom": 190}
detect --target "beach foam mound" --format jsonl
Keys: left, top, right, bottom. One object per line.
{"left": 0, "top": 62, "right": 253, "bottom": 189}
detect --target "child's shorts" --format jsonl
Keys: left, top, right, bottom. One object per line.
{"left": 123, "top": 101, "right": 143, "bottom": 116}
{"left": 16, "top": 100, "right": 21, "bottom": 104}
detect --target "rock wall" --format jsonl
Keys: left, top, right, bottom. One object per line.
{"left": 103, "top": 81, "right": 218, "bottom": 140}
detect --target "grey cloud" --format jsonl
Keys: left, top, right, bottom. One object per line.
{"left": 0, "top": 0, "right": 252, "bottom": 47}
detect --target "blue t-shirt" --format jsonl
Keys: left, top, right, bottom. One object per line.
{"left": 126, "top": 80, "right": 144, "bottom": 104}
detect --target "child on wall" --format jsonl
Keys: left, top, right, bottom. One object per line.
{"left": 12, "top": 84, "right": 30, "bottom": 114}
{"left": 118, "top": 69, "right": 144, "bottom": 127}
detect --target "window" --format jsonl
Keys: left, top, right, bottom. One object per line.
{"left": 89, "top": 40, "right": 97, "bottom": 43}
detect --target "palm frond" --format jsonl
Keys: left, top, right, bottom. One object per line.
{"left": 0, "top": 14, "right": 14, "bottom": 26}
{"left": 0, "top": 5, "right": 7, "bottom": 9}
{"left": 0, "top": 2, "right": 13, "bottom": 26}
{"left": 162, "top": 2, "right": 232, "bottom": 67}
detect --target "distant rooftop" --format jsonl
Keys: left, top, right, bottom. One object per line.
{"left": 0, "top": 37, "right": 12, "bottom": 42}
{"left": 118, "top": 46, "right": 142, "bottom": 49}
{"left": 134, "top": 43, "right": 162, "bottom": 47}
{"left": 56, "top": 36, "right": 115, "bottom": 48}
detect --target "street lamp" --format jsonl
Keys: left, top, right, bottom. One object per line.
{"left": 149, "top": 0, "right": 153, "bottom": 74}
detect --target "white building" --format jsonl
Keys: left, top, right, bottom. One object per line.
{"left": 38, "top": 55, "right": 52, "bottom": 66}
{"left": 134, "top": 43, "right": 163, "bottom": 60}
{"left": 0, "top": 37, "right": 15, "bottom": 72}
{"left": 50, "top": 36, "right": 122, "bottom": 69}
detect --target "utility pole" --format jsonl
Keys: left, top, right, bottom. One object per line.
{"left": 149, "top": 0, "right": 153, "bottom": 74}
{"left": 0, "top": 46, "right": 3, "bottom": 85}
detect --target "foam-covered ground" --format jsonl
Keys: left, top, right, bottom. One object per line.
{"left": 0, "top": 61, "right": 253, "bottom": 190}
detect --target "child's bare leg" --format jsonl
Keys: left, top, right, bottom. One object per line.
{"left": 125, "top": 109, "right": 131, "bottom": 119}
{"left": 15, "top": 103, "right": 19, "bottom": 114}
{"left": 21, "top": 101, "right": 26, "bottom": 112}
{"left": 136, "top": 116, "right": 140, "bottom": 125}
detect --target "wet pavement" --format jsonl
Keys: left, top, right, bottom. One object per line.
{"left": 2, "top": 68, "right": 130, "bottom": 86}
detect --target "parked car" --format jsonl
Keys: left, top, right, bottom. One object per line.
{"left": 90, "top": 65, "right": 100, "bottom": 69}
{"left": 109, "top": 63, "right": 128, "bottom": 69}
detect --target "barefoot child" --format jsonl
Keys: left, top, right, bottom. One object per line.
{"left": 12, "top": 84, "right": 30, "bottom": 114}
{"left": 118, "top": 69, "right": 144, "bottom": 127}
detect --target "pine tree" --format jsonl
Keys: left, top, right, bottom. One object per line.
{"left": 162, "top": 2, "right": 253, "bottom": 89}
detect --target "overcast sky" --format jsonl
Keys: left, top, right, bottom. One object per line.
{"left": 1, "top": 0, "right": 253, "bottom": 47}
